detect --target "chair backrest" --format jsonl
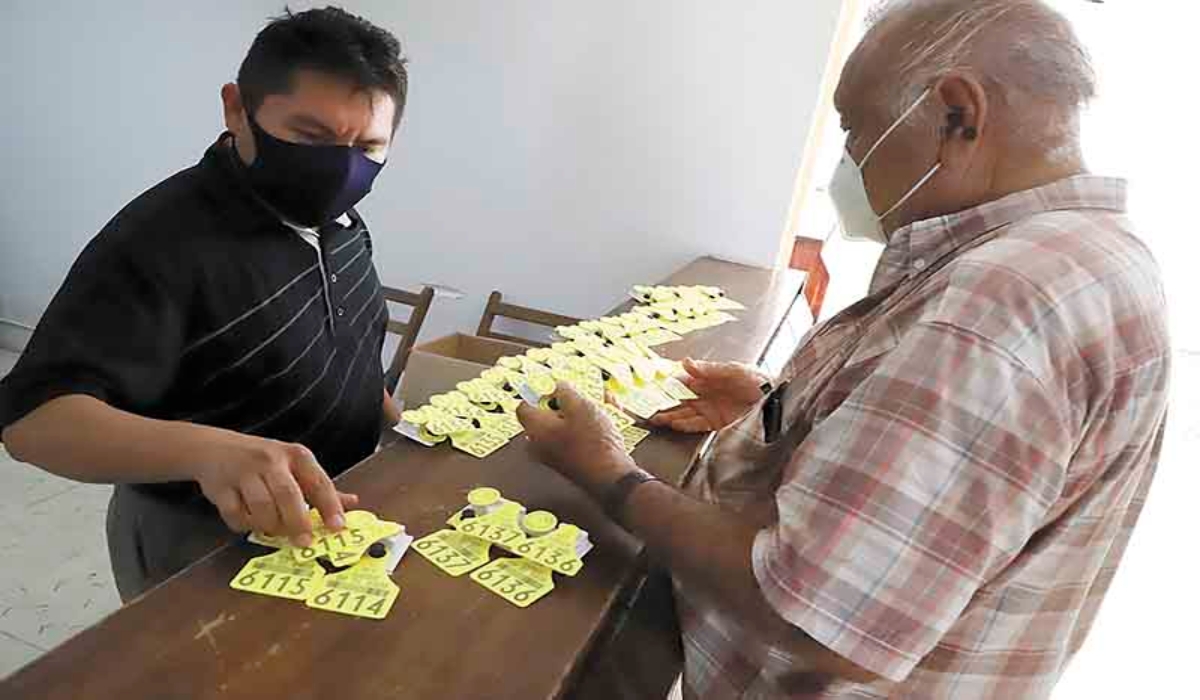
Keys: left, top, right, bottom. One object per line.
{"left": 475, "top": 290, "right": 582, "bottom": 347}
{"left": 382, "top": 285, "right": 436, "bottom": 393}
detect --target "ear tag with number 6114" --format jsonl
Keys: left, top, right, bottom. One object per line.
{"left": 305, "top": 533, "right": 411, "bottom": 620}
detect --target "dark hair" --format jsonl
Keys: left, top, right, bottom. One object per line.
{"left": 237, "top": 6, "right": 408, "bottom": 127}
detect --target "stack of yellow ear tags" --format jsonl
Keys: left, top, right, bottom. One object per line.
{"left": 413, "top": 488, "right": 593, "bottom": 608}
{"left": 231, "top": 509, "right": 413, "bottom": 620}
{"left": 394, "top": 285, "right": 742, "bottom": 458}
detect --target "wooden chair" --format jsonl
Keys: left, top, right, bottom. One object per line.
{"left": 382, "top": 285, "right": 436, "bottom": 393}
{"left": 475, "top": 290, "right": 582, "bottom": 348}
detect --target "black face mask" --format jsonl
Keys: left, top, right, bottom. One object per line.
{"left": 243, "top": 115, "right": 384, "bottom": 228}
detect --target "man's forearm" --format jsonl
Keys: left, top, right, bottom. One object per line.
{"left": 619, "top": 475, "right": 878, "bottom": 683}
{"left": 2, "top": 394, "right": 243, "bottom": 484}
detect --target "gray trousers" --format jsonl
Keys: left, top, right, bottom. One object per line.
{"left": 105, "top": 484, "right": 236, "bottom": 603}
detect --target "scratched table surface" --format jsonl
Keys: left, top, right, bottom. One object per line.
{"left": 1, "top": 256, "right": 805, "bottom": 700}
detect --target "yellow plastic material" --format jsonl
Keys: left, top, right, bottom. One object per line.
{"left": 512, "top": 523, "right": 589, "bottom": 576}
{"left": 451, "top": 500, "right": 529, "bottom": 550}
{"left": 621, "top": 425, "right": 651, "bottom": 454}
{"left": 305, "top": 552, "right": 399, "bottom": 620}
{"left": 412, "top": 529, "right": 492, "bottom": 576}
{"left": 451, "top": 430, "right": 510, "bottom": 459}
{"left": 522, "top": 510, "right": 559, "bottom": 537}
{"left": 292, "top": 510, "right": 403, "bottom": 564}
{"left": 470, "top": 557, "right": 555, "bottom": 608}
{"left": 468, "top": 487, "right": 502, "bottom": 508}
{"left": 661, "top": 376, "right": 699, "bottom": 401}
{"left": 230, "top": 549, "right": 326, "bottom": 601}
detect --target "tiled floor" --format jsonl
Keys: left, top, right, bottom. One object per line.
{"left": 0, "top": 347, "right": 120, "bottom": 678}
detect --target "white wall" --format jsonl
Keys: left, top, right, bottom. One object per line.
{"left": 0, "top": 0, "right": 281, "bottom": 348}
{"left": 0, "top": 0, "right": 842, "bottom": 349}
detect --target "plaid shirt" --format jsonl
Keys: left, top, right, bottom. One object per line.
{"left": 677, "top": 176, "right": 1170, "bottom": 699}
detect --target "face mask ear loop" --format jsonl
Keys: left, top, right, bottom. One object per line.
{"left": 859, "top": 87, "right": 933, "bottom": 168}
{"left": 879, "top": 161, "right": 942, "bottom": 221}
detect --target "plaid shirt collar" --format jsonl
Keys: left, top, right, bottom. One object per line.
{"left": 870, "top": 174, "right": 1128, "bottom": 294}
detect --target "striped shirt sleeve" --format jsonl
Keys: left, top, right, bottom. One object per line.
{"left": 751, "top": 319, "right": 1071, "bottom": 682}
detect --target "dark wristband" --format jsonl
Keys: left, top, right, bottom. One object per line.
{"left": 603, "top": 469, "right": 661, "bottom": 521}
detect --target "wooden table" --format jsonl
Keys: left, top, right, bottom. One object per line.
{"left": 1, "top": 256, "right": 807, "bottom": 700}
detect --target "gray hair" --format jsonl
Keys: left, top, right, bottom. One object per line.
{"left": 867, "top": 0, "right": 1095, "bottom": 159}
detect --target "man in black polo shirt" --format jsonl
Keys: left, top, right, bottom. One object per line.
{"left": 0, "top": 7, "right": 407, "bottom": 601}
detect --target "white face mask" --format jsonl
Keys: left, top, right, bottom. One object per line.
{"left": 829, "top": 88, "right": 942, "bottom": 244}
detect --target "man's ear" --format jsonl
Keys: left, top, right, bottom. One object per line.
{"left": 934, "top": 73, "right": 988, "bottom": 166}
{"left": 220, "top": 83, "right": 255, "bottom": 164}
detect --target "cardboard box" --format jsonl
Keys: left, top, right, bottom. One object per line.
{"left": 398, "top": 334, "right": 531, "bottom": 408}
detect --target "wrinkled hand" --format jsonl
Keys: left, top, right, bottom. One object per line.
{"left": 196, "top": 436, "right": 359, "bottom": 546}
{"left": 649, "top": 358, "right": 769, "bottom": 433}
{"left": 516, "top": 383, "right": 636, "bottom": 496}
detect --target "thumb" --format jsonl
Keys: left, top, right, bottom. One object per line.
{"left": 684, "top": 358, "right": 729, "bottom": 379}
{"left": 516, "top": 400, "right": 556, "bottom": 435}
{"left": 553, "top": 381, "right": 587, "bottom": 415}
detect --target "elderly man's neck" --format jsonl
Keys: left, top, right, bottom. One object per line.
{"left": 919, "top": 150, "right": 1086, "bottom": 229}
{"left": 991, "top": 146, "right": 1087, "bottom": 200}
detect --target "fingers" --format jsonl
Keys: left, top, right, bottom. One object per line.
{"left": 240, "top": 475, "right": 281, "bottom": 535}
{"left": 682, "top": 358, "right": 714, "bottom": 378}
{"left": 553, "top": 382, "right": 587, "bottom": 415}
{"left": 210, "top": 489, "right": 251, "bottom": 533}
{"left": 670, "top": 415, "right": 716, "bottom": 434}
{"left": 516, "top": 399, "right": 559, "bottom": 438}
{"left": 338, "top": 492, "right": 360, "bottom": 509}
{"left": 649, "top": 404, "right": 700, "bottom": 426}
{"left": 684, "top": 358, "right": 754, "bottom": 383}
{"left": 287, "top": 444, "right": 345, "bottom": 537}
{"left": 262, "top": 465, "right": 311, "bottom": 543}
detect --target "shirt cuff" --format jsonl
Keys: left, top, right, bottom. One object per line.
{"left": 0, "top": 378, "right": 111, "bottom": 434}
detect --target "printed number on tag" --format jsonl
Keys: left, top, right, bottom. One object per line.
{"left": 306, "top": 567, "right": 399, "bottom": 620}
{"left": 471, "top": 558, "right": 555, "bottom": 608}
{"left": 413, "top": 529, "right": 492, "bottom": 576}
{"left": 230, "top": 550, "right": 325, "bottom": 601}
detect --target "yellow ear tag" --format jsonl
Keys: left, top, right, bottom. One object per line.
{"left": 247, "top": 531, "right": 292, "bottom": 549}
{"left": 526, "top": 373, "right": 557, "bottom": 397}
{"left": 660, "top": 376, "right": 699, "bottom": 401}
{"left": 614, "top": 387, "right": 662, "bottom": 420}
{"left": 602, "top": 403, "right": 635, "bottom": 431}
{"left": 469, "top": 486, "right": 503, "bottom": 508}
{"left": 470, "top": 557, "right": 555, "bottom": 608}
{"left": 526, "top": 347, "right": 554, "bottom": 364}
{"left": 450, "top": 430, "right": 510, "bottom": 459}
{"left": 497, "top": 356, "right": 524, "bottom": 370}
{"left": 231, "top": 549, "right": 326, "bottom": 601}
{"left": 452, "top": 500, "right": 529, "bottom": 549}
{"left": 412, "top": 529, "right": 493, "bottom": 576}
{"left": 621, "top": 425, "right": 652, "bottom": 454}
{"left": 633, "top": 327, "right": 683, "bottom": 347}
{"left": 293, "top": 511, "right": 402, "bottom": 563}
{"left": 306, "top": 546, "right": 399, "bottom": 620}
{"left": 513, "top": 521, "right": 592, "bottom": 576}
{"left": 323, "top": 519, "right": 406, "bottom": 568}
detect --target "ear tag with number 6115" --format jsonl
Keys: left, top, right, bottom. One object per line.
{"left": 230, "top": 549, "right": 326, "bottom": 601}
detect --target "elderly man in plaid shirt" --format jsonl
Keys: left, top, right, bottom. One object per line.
{"left": 518, "top": 0, "right": 1170, "bottom": 697}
